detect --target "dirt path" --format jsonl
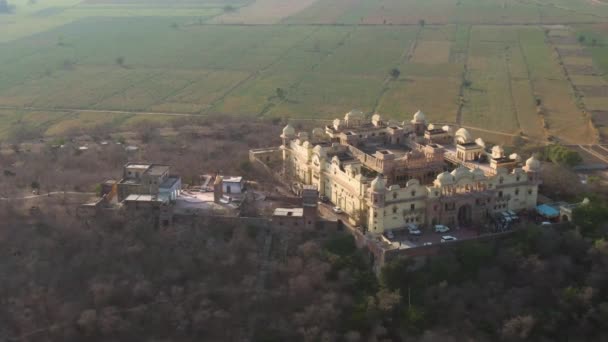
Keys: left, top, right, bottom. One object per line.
{"left": 371, "top": 25, "right": 423, "bottom": 114}
{"left": 456, "top": 25, "right": 472, "bottom": 126}
{"left": 259, "top": 26, "right": 356, "bottom": 117}
{"left": 0, "top": 191, "right": 95, "bottom": 201}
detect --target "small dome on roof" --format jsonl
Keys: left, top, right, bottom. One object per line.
{"left": 427, "top": 123, "right": 435, "bottom": 130}
{"left": 282, "top": 124, "right": 295, "bottom": 137}
{"left": 437, "top": 171, "right": 454, "bottom": 184}
{"left": 451, "top": 166, "right": 472, "bottom": 180}
{"left": 472, "top": 168, "right": 485, "bottom": 179}
{"left": 525, "top": 155, "right": 541, "bottom": 171}
{"left": 455, "top": 128, "right": 473, "bottom": 144}
{"left": 312, "top": 127, "right": 325, "bottom": 138}
{"left": 370, "top": 174, "right": 386, "bottom": 192}
{"left": 412, "top": 110, "right": 426, "bottom": 123}
{"left": 491, "top": 145, "right": 505, "bottom": 158}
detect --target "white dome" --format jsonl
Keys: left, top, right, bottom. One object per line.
{"left": 282, "top": 124, "right": 295, "bottom": 137}
{"left": 455, "top": 128, "right": 473, "bottom": 144}
{"left": 525, "top": 155, "right": 541, "bottom": 171}
{"left": 312, "top": 127, "right": 325, "bottom": 138}
{"left": 492, "top": 145, "right": 504, "bottom": 153}
{"left": 412, "top": 110, "right": 426, "bottom": 123}
{"left": 427, "top": 123, "right": 435, "bottom": 130}
{"left": 472, "top": 168, "right": 485, "bottom": 179}
{"left": 491, "top": 145, "right": 505, "bottom": 158}
{"left": 437, "top": 171, "right": 454, "bottom": 184}
{"left": 451, "top": 166, "right": 471, "bottom": 180}
{"left": 370, "top": 175, "right": 386, "bottom": 192}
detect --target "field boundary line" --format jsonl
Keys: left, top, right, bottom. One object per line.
{"left": 578, "top": 144, "right": 608, "bottom": 164}
{"left": 516, "top": 29, "right": 548, "bottom": 141}
{"left": 145, "top": 69, "right": 215, "bottom": 111}
{"left": 456, "top": 24, "right": 472, "bottom": 126}
{"left": 261, "top": 26, "right": 357, "bottom": 117}
{"left": 371, "top": 25, "right": 422, "bottom": 114}
{"left": 202, "top": 26, "right": 321, "bottom": 115}
{"left": 504, "top": 41, "right": 522, "bottom": 132}
{"left": 544, "top": 28, "right": 600, "bottom": 144}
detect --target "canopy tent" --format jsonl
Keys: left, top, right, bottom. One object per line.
{"left": 537, "top": 204, "right": 559, "bottom": 218}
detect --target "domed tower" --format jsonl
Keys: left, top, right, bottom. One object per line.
{"left": 491, "top": 145, "right": 505, "bottom": 159}
{"left": 368, "top": 174, "right": 386, "bottom": 233}
{"left": 280, "top": 124, "right": 296, "bottom": 177}
{"left": 280, "top": 124, "right": 296, "bottom": 147}
{"left": 523, "top": 155, "right": 541, "bottom": 184}
{"left": 411, "top": 110, "right": 426, "bottom": 136}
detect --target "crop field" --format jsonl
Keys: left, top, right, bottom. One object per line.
{"left": 0, "top": 0, "right": 607, "bottom": 144}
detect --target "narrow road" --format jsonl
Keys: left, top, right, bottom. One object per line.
{"left": 0, "top": 105, "right": 199, "bottom": 117}
{"left": 578, "top": 145, "right": 608, "bottom": 164}
{"left": 0, "top": 191, "right": 95, "bottom": 201}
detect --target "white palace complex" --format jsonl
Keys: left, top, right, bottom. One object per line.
{"left": 250, "top": 110, "right": 541, "bottom": 234}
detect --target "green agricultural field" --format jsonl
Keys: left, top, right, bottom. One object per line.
{"left": 0, "top": 0, "right": 606, "bottom": 144}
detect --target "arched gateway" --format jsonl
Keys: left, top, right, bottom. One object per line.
{"left": 457, "top": 204, "right": 472, "bottom": 227}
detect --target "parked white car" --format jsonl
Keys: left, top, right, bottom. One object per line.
{"left": 332, "top": 206, "right": 344, "bottom": 214}
{"left": 440, "top": 235, "right": 458, "bottom": 243}
{"left": 407, "top": 224, "right": 422, "bottom": 235}
{"left": 423, "top": 242, "right": 433, "bottom": 246}
{"left": 434, "top": 225, "right": 450, "bottom": 233}
{"left": 541, "top": 221, "right": 552, "bottom": 226}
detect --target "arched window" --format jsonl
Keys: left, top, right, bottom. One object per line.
{"left": 393, "top": 192, "right": 397, "bottom": 199}
{"left": 499, "top": 177, "right": 504, "bottom": 184}
{"left": 392, "top": 206, "right": 397, "bottom": 214}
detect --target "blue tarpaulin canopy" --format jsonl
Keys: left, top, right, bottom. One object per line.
{"left": 537, "top": 204, "right": 559, "bottom": 218}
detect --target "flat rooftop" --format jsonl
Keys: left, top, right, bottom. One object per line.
{"left": 273, "top": 208, "right": 303, "bottom": 217}
{"left": 147, "top": 165, "right": 170, "bottom": 176}
{"left": 119, "top": 178, "right": 141, "bottom": 185}
{"left": 328, "top": 151, "right": 356, "bottom": 163}
{"left": 223, "top": 176, "right": 243, "bottom": 183}
{"left": 124, "top": 194, "right": 161, "bottom": 202}
{"left": 360, "top": 143, "right": 411, "bottom": 158}
{"left": 160, "top": 176, "right": 180, "bottom": 189}
{"left": 126, "top": 163, "right": 151, "bottom": 170}
{"left": 444, "top": 146, "right": 495, "bottom": 175}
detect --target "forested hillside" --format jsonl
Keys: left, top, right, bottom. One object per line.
{"left": 1, "top": 199, "right": 608, "bottom": 341}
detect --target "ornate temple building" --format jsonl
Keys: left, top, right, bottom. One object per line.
{"left": 250, "top": 110, "right": 541, "bottom": 234}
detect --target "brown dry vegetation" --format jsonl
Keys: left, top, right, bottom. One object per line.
{"left": 0, "top": 117, "right": 283, "bottom": 197}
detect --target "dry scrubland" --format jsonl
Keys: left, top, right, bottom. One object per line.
{"left": 2, "top": 0, "right": 608, "bottom": 144}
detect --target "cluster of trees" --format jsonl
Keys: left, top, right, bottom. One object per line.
{"left": 0, "top": 200, "right": 385, "bottom": 341}
{"left": 4, "top": 197, "right": 607, "bottom": 341}
{"left": 377, "top": 203, "right": 608, "bottom": 341}
{"left": 545, "top": 144, "right": 583, "bottom": 167}
{"left": 0, "top": 116, "right": 282, "bottom": 197}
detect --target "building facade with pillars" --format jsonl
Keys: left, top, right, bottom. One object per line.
{"left": 255, "top": 110, "right": 541, "bottom": 235}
